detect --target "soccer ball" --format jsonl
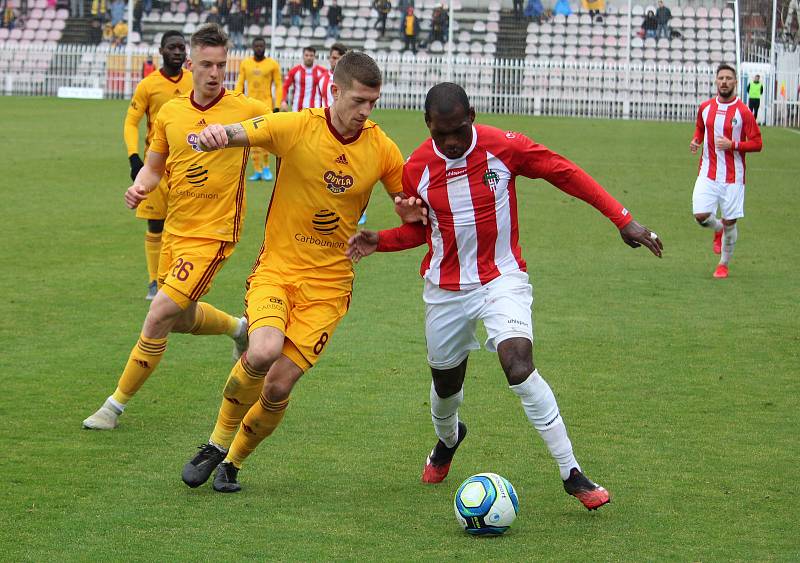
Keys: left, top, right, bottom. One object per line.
{"left": 453, "top": 473, "right": 519, "bottom": 536}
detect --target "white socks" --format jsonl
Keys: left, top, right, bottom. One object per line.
{"left": 700, "top": 215, "right": 723, "bottom": 231}
{"left": 430, "top": 383, "right": 463, "bottom": 448}
{"left": 509, "top": 370, "right": 579, "bottom": 481}
{"left": 720, "top": 223, "right": 738, "bottom": 265}
{"left": 106, "top": 396, "right": 125, "bottom": 414}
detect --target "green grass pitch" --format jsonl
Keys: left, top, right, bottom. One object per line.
{"left": 1, "top": 97, "right": 798, "bottom": 561}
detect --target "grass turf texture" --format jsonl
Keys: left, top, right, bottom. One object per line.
{"left": 1, "top": 97, "right": 798, "bottom": 561}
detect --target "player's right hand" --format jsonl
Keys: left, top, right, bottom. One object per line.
{"left": 197, "top": 124, "right": 228, "bottom": 151}
{"left": 347, "top": 230, "right": 379, "bottom": 263}
{"left": 124, "top": 184, "right": 149, "bottom": 209}
{"left": 129, "top": 153, "right": 144, "bottom": 181}
{"left": 689, "top": 139, "right": 701, "bottom": 154}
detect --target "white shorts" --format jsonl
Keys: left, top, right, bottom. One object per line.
{"left": 423, "top": 271, "right": 534, "bottom": 370}
{"left": 692, "top": 176, "right": 745, "bottom": 220}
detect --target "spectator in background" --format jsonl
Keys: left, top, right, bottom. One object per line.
{"left": 91, "top": 0, "right": 107, "bottom": 18}
{"left": 102, "top": 20, "right": 113, "bottom": 42}
{"left": 133, "top": 0, "right": 143, "bottom": 33}
{"left": 553, "top": 0, "right": 571, "bottom": 17}
{"left": 289, "top": 0, "right": 302, "bottom": 27}
{"left": 227, "top": 3, "right": 246, "bottom": 48}
{"left": 109, "top": 0, "right": 125, "bottom": 25}
{"left": 582, "top": 0, "right": 603, "bottom": 22}
{"left": 401, "top": 5, "right": 419, "bottom": 54}
{"left": 308, "top": 0, "right": 323, "bottom": 27}
{"left": 206, "top": 5, "right": 221, "bottom": 22}
{"left": 88, "top": 18, "right": 103, "bottom": 42}
{"left": 112, "top": 19, "right": 127, "bottom": 45}
{"left": 513, "top": 0, "right": 523, "bottom": 18}
{"left": 69, "top": 0, "right": 84, "bottom": 19}
{"left": 524, "top": 0, "right": 543, "bottom": 22}
{"left": 327, "top": 0, "right": 342, "bottom": 37}
{"left": 656, "top": 0, "right": 671, "bottom": 39}
{"left": 642, "top": 10, "right": 657, "bottom": 39}
{"left": 142, "top": 56, "right": 156, "bottom": 77}
{"left": 746, "top": 74, "right": 764, "bottom": 121}
{"left": 374, "top": 0, "right": 391, "bottom": 36}
{"left": 429, "top": 5, "right": 447, "bottom": 44}
{"left": 2, "top": 4, "right": 17, "bottom": 28}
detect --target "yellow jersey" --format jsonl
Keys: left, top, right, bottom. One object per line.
{"left": 235, "top": 56, "right": 283, "bottom": 109}
{"left": 123, "top": 68, "right": 193, "bottom": 156}
{"left": 150, "top": 89, "right": 270, "bottom": 242}
{"left": 242, "top": 107, "right": 404, "bottom": 290}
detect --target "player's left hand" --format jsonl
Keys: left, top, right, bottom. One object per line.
{"left": 619, "top": 220, "right": 663, "bottom": 258}
{"left": 197, "top": 124, "right": 228, "bottom": 151}
{"left": 714, "top": 136, "right": 733, "bottom": 150}
{"left": 124, "top": 184, "right": 149, "bottom": 209}
{"left": 394, "top": 196, "right": 428, "bottom": 225}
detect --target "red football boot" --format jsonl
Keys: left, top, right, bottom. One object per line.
{"left": 563, "top": 468, "right": 611, "bottom": 511}
{"left": 713, "top": 264, "right": 729, "bottom": 278}
{"left": 421, "top": 421, "right": 467, "bottom": 484}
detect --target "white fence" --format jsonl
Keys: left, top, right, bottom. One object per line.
{"left": 1, "top": 43, "right": 798, "bottom": 126}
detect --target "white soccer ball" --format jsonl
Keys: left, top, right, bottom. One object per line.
{"left": 453, "top": 472, "right": 519, "bottom": 535}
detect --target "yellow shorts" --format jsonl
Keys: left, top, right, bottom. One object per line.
{"left": 245, "top": 276, "right": 351, "bottom": 372}
{"left": 157, "top": 232, "right": 235, "bottom": 309}
{"left": 135, "top": 176, "right": 168, "bottom": 220}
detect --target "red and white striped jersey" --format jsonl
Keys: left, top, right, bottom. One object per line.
{"left": 377, "top": 125, "right": 633, "bottom": 291}
{"left": 315, "top": 67, "right": 334, "bottom": 108}
{"left": 282, "top": 64, "right": 324, "bottom": 111}
{"left": 693, "top": 96, "right": 763, "bottom": 184}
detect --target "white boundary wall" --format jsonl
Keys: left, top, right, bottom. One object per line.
{"left": 1, "top": 43, "right": 798, "bottom": 126}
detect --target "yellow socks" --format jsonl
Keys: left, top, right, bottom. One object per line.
{"left": 252, "top": 148, "right": 267, "bottom": 172}
{"left": 226, "top": 394, "right": 289, "bottom": 468}
{"left": 144, "top": 230, "right": 162, "bottom": 283}
{"left": 190, "top": 302, "right": 240, "bottom": 336}
{"left": 111, "top": 333, "right": 168, "bottom": 405}
{"left": 210, "top": 355, "right": 267, "bottom": 449}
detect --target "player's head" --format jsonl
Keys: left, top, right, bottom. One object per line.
{"left": 754, "top": 74, "right": 761, "bottom": 81}
{"left": 330, "top": 51, "right": 382, "bottom": 132}
{"left": 715, "top": 63, "right": 737, "bottom": 100}
{"left": 329, "top": 43, "right": 347, "bottom": 71}
{"left": 303, "top": 46, "right": 317, "bottom": 67}
{"left": 188, "top": 24, "right": 229, "bottom": 99}
{"left": 424, "top": 82, "right": 475, "bottom": 160}
{"left": 252, "top": 37, "right": 266, "bottom": 59}
{"left": 159, "top": 30, "right": 186, "bottom": 70}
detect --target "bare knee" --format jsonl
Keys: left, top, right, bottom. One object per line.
{"left": 694, "top": 212, "right": 711, "bottom": 224}
{"left": 142, "top": 294, "right": 184, "bottom": 338}
{"left": 722, "top": 218, "right": 737, "bottom": 227}
{"left": 246, "top": 344, "right": 283, "bottom": 372}
{"left": 262, "top": 357, "right": 304, "bottom": 402}
{"left": 498, "top": 337, "right": 534, "bottom": 386}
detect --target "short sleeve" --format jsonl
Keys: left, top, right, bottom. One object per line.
{"left": 242, "top": 111, "right": 305, "bottom": 157}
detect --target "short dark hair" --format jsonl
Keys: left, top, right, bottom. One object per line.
{"left": 161, "top": 30, "right": 184, "bottom": 48}
{"left": 190, "top": 23, "right": 229, "bottom": 50}
{"left": 252, "top": 36, "right": 266, "bottom": 45}
{"left": 333, "top": 51, "right": 382, "bottom": 89}
{"left": 303, "top": 46, "right": 317, "bottom": 54}
{"left": 330, "top": 42, "right": 348, "bottom": 57}
{"left": 716, "top": 63, "right": 737, "bottom": 77}
{"left": 424, "top": 82, "right": 471, "bottom": 118}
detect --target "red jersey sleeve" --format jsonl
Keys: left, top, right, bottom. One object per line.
{"left": 377, "top": 222, "right": 427, "bottom": 252}
{"left": 509, "top": 133, "right": 633, "bottom": 229}
{"left": 693, "top": 104, "right": 706, "bottom": 143}
{"left": 736, "top": 108, "right": 763, "bottom": 153}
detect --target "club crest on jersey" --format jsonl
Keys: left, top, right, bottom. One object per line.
{"left": 187, "top": 133, "right": 203, "bottom": 152}
{"left": 483, "top": 169, "right": 500, "bottom": 191}
{"left": 323, "top": 170, "right": 354, "bottom": 194}
{"left": 731, "top": 117, "right": 738, "bottom": 125}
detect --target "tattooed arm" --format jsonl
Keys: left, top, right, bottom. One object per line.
{"left": 196, "top": 123, "right": 250, "bottom": 151}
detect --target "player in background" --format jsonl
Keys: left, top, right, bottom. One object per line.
{"left": 124, "top": 30, "right": 193, "bottom": 300}
{"left": 235, "top": 36, "right": 282, "bottom": 182}
{"left": 347, "top": 82, "right": 664, "bottom": 511}
{"left": 180, "top": 52, "right": 424, "bottom": 493}
{"left": 690, "top": 63, "right": 762, "bottom": 279}
{"left": 280, "top": 46, "right": 324, "bottom": 112}
{"left": 83, "top": 24, "right": 269, "bottom": 431}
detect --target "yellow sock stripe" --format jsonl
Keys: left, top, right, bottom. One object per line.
{"left": 145, "top": 233, "right": 162, "bottom": 242}
{"left": 241, "top": 354, "right": 267, "bottom": 379}
{"left": 259, "top": 396, "right": 289, "bottom": 413}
